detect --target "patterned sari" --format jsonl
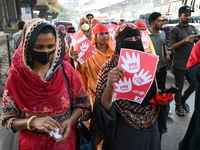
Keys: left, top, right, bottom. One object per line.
{"left": 1, "top": 18, "right": 91, "bottom": 150}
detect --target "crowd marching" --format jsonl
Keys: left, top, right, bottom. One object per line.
{"left": 1, "top": 4, "right": 200, "bottom": 150}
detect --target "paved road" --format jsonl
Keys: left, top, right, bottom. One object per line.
{"left": 161, "top": 70, "right": 195, "bottom": 150}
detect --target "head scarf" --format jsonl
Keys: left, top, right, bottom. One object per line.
{"left": 93, "top": 24, "right": 108, "bottom": 35}
{"left": 186, "top": 40, "right": 200, "bottom": 69}
{"left": 78, "top": 17, "right": 92, "bottom": 41}
{"left": 67, "top": 25, "right": 74, "bottom": 29}
{"left": 134, "top": 21, "right": 147, "bottom": 30}
{"left": 91, "top": 19, "right": 100, "bottom": 25}
{"left": 91, "top": 24, "right": 114, "bottom": 50}
{"left": 7, "top": 18, "right": 88, "bottom": 115}
{"left": 57, "top": 24, "right": 65, "bottom": 29}
{"left": 115, "top": 23, "right": 144, "bottom": 54}
{"left": 118, "top": 22, "right": 125, "bottom": 26}
{"left": 11, "top": 18, "right": 65, "bottom": 81}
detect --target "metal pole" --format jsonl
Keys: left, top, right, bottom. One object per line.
{"left": 6, "top": 35, "right": 11, "bottom": 67}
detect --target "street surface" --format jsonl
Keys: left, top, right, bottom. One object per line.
{"left": 161, "top": 70, "right": 195, "bottom": 150}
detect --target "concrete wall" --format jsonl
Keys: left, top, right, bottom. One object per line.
{"left": 0, "top": 126, "right": 18, "bottom": 150}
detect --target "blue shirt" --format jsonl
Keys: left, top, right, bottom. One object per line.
{"left": 12, "top": 30, "right": 22, "bottom": 49}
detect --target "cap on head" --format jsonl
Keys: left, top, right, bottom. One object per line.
{"left": 179, "top": 5, "right": 194, "bottom": 15}
{"left": 91, "top": 19, "right": 100, "bottom": 25}
{"left": 67, "top": 25, "right": 74, "bottom": 29}
{"left": 57, "top": 25, "right": 65, "bottom": 29}
{"left": 134, "top": 21, "right": 147, "bottom": 30}
{"left": 93, "top": 24, "right": 108, "bottom": 35}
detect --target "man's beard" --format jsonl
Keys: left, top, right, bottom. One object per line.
{"left": 181, "top": 19, "right": 190, "bottom": 24}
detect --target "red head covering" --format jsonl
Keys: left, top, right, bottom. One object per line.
{"left": 93, "top": 23, "right": 108, "bottom": 35}
{"left": 118, "top": 22, "right": 125, "bottom": 26}
{"left": 91, "top": 19, "right": 100, "bottom": 24}
{"left": 186, "top": 40, "right": 200, "bottom": 69}
{"left": 67, "top": 25, "right": 74, "bottom": 29}
{"left": 134, "top": 21, "right": 147, "bottom": 30}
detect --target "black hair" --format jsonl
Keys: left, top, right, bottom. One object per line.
{"left": 148, "top": 12, "right": 161, "bottom": 26}
{"left": 86, "top": 13, "right": 94, "bottom": 18}
{"left": 40, "top": 25, "right": 56, "bottom": 38}
{"left": 111, "top": 21, "right": 117, "bottom": 25}
{"left": 17, "top": 20, "right": 25, "bottom": 30}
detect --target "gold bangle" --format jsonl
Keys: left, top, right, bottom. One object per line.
{"left": 75, "top": 108, "right": 84, "bottom": 117}
{"left": 27, "top": 116, "right": 37, "bottom": 130}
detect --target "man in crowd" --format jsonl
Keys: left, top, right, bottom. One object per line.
{"left": 169, "top": 5, "right": 197, "bottom": 116}
{"left": 148, "top": 12, "right": 171, "bottom": 138}
{"left": 12, "top": 20, "right": 25, "bottom": 49}
{"left": 86, "top": 13, "right": 94, "bottom": 24}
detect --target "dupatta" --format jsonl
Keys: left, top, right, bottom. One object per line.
{"left": 2, "top": 18, "right": 90, "bottom": 117}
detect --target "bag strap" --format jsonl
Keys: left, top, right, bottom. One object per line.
{"left": 61, "top": 64, "right": 70, "bottom": 93}
{"left": 61, "top": 65, "right": 73, "bottom": 110}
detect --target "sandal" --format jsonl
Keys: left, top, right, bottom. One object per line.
{"left": 182, "top": 103, "right": 190, "bottom": 112}
{"left": 176, "top": 107, "right": 185, "bottom": 116}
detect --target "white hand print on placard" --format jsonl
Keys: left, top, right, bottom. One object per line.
{"left": 115, "top": 77, "right": 132, "bottom": 93}
{"left": 80, "top": 42, "right": 89, "bottom": 52}
{"left": 141, "top": 32, "right": 148, "bottom": 50}
{"left": 132, "top": 69, "right": 153, "bottom": 86}
{"left": 121, "top": 52, "right": 140, "bottom": 73}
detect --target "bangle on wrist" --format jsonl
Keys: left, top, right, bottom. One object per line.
{"left": 27, "top": 116, "right": 37, "bottom": 130}
{"left": 75, "top": 108, "right": 84, "bottom": 117}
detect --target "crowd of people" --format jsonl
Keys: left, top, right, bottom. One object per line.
{"left": 1, "top": 5, "right": 200, "bottom": 150}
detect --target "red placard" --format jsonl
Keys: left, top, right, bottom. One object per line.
{"left": 67, "top": 33, "right": 74, "bottom": 40}
{"left": 112, "top": 48, "right": 158, "bottom": 104}
{"left": 107, "top": 24, "right": 118, "bottom": 47}
{"left": 140, "top": 30, "right": 149, "bottom": 53}
{"left": 72, "top": 29, "right": 97, "bottom": 64}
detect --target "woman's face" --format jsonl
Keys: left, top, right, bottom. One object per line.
{"left": 123, "top": 36, "right": 141, "bottom": 41}
{"left": 81, "top": 20, "right": 89, "bottom": 25}
{"left": 34, "top": 33, "right": 56, "bottom": 52}
{"left": 59, "top": 28, "right": 66, "bottom": 35}
{"left": 96, "top": 31, "right": 109, "bottom": 45}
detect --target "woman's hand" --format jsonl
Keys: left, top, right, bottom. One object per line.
{"left": 107, "top": 67, "right": 124, "bottom": 88}
{"left": 30, "top": 116, "right": 62, "bottom": 134}
{"left": 56, "top": 119, "right": 74, "bottom": 143}
{"left": 73, "top": 51, "right": 79, "bottom": 61}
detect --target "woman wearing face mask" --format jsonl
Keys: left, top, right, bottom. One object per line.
{"left": 92, "top": 23, "right": 172, "bottom": 150}
{"left": 78, "top": 17, "right": 92, "bottom": 41}
{"left": 1, "top": 18, "right": 91, "bottom": 150}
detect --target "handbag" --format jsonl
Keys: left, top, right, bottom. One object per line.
{"left": 76, "top": 121, "right": 94, "bottom": 150}
{"left": 62, "top": 65, "right": 94, "bottom": 150}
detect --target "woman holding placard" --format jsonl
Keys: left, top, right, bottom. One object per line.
{"left": 92, "top": 23, "right": 172, "bottom": 150}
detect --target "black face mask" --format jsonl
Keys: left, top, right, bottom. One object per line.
{"left": 117, "top": 39, "right": 144, "bottom": 54}
{"left": 30, "top": 49, "right": 55, "bottom": 65}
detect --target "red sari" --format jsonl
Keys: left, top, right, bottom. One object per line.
{"left": 1, "top": 18, "right": 91, "bottom": 150}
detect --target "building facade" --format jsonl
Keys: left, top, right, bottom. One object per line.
{"left": 79, "top": 0, "right": 171, "bottom": 21}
